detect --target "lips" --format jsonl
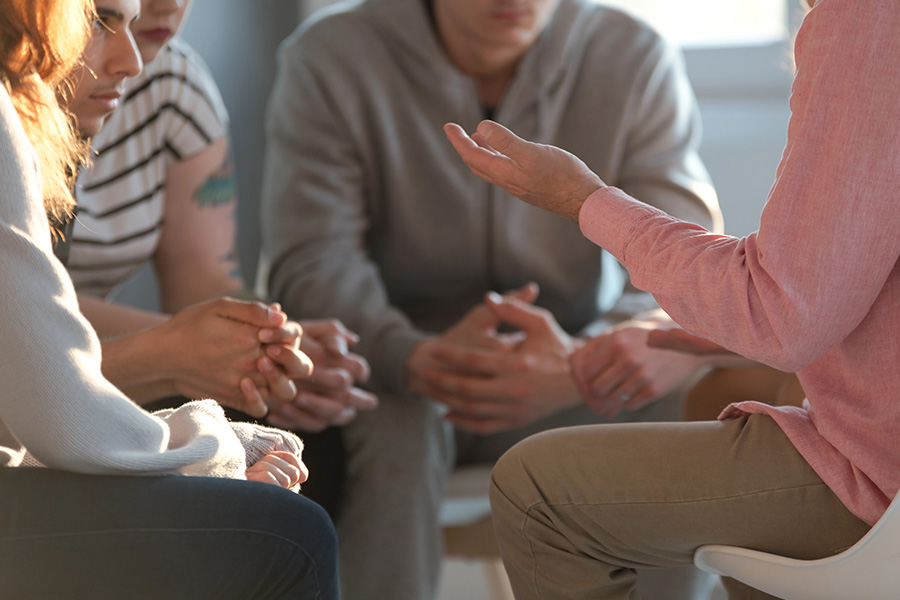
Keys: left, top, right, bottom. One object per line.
{"left": 89, "top": 90, "right": 123, "bottom": 113}
{"left": 491, "top": 7, "right": 531, "bottom": 23}
{"left": 139, "top": 27, "right": 173, "bottom": 43}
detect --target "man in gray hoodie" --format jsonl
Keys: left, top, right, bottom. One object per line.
{"left": 259, "top": 0, "right": 723, "bottom": 597}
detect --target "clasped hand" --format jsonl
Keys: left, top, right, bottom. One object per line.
{"left": 148, "top": 298, "right": 310, "bottom": 418}
{"left": 151, "top": 299, "right": 375, "bottom": 429}
{"left": 262, "top": 319, "right": 378, "bottom": 432}
{"left": 570, "top": 312, "right": 724, "bottom": 418}
{"left": 406, "top": 284, "right": 582, "bottom": 434}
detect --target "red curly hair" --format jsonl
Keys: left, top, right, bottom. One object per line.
{"left": 0, "top": 0, "right": 92, "bottom": 225}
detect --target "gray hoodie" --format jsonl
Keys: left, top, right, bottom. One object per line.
{"left": 259, "top": 0, "right": 722, "bottom": 394}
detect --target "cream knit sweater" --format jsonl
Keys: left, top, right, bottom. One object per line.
{"left": 0, "top": 86, "right": 300, "bottom": 478}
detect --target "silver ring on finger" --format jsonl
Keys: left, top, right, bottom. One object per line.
{"left": 616, "top": 389, "right": 631, "bottom": 403}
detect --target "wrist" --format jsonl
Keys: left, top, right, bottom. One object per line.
{"left": 568, "top": 175, "right": 604, "bottom": 222}
{"left": 123, "top": 380, "right": 180, "bottom": 405}
{"left": 100, "top": 327, "right": 178, "bottom": 400}
{"left": 403, "top": 338, "right": 435, "bottom": 396}
{"left": 567, "top": 350, "right": 593, "bottom": 403}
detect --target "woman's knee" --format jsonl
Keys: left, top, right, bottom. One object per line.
{"left": 250, "top": 483, "right": 338, "bottom": 554}
{"left": 234, "top": 486, "right": 339, "bottom": 598}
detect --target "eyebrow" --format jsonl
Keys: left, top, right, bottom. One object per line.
{"left": 96, "top": 6, "right": 140, "bottom": 24}
{"left": 96, "top": 7, "right": 124, "bottom": 20}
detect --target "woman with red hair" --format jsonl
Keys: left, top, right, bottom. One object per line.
{"left": 0, "top": 0, "right": 337, "bottom": 596}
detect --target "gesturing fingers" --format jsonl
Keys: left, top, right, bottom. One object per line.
{"left": 444, "top": 123, "right": 520, "bottom": 187}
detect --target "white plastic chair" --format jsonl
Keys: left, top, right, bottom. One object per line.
{"left": 694, "top": 490, "right": 900, "bottom": 600}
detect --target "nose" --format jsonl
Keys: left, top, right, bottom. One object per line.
{"left": 110, "top": 26, "right": 144, "bottom": 79}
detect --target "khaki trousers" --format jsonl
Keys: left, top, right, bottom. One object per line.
{"left": 490, "top": 415, "right": 871, "bottom": 599}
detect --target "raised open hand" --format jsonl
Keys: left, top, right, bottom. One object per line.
{"left": 444, "top": 121, "right": 605, "bottom": 222}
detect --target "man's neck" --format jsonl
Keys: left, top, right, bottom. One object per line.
{"left": 430, "top": 0, "right": 525, "bottom": 110}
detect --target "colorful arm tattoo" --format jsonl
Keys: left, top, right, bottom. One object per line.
{"left": 192, "top": 144, "right": 238, "bottom": 207}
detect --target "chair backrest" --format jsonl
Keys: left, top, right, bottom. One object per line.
{"left": 694, "top": 490, "right": 900, "bottom": 600}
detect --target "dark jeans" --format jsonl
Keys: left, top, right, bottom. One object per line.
{"left": 0, "top": 467, "right": 338, "bottom": 599}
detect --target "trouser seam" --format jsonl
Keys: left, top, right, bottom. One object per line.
{"left": 523, "top": 480, "right": 829, "bottom": 512}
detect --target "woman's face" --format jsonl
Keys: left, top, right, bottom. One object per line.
{"left": 131, "top": 0, "right": 192, "bottom": 63}
{"left": 66, "top": 0, "right": 142, "bottom": 137}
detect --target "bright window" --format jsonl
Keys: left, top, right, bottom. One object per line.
{"left": 593, "top": 0, "right": 788, "bottom": 47}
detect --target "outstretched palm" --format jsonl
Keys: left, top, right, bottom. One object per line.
{"left": 444, "top": 120, "right": 605, "bottom": 222}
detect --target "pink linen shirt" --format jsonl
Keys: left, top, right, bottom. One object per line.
{"left": 578, "top": 0, "right": 899, "bottom": 526}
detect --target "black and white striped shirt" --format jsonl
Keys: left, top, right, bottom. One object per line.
{"left": 69, "top": 38, "right": 228, "bottom": 298}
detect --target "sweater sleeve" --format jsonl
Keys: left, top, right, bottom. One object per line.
{"left": 0, "top": 89, "right": 256, "bottom": 477}
{"left": 259, "top": 32, "right": 426, "bottom": 395}
{"left": 578, "top": 0, "right": 900, "bottom": 372}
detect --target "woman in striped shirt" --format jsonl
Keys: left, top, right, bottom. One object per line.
{"left": 61, "top": 0, "right": 377, "bottom": 516}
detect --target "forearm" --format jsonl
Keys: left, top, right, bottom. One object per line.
{"left": 78, "top": 293, "right": 168, "bottom": 338}
{"left": 99, "top": 326, "right": 178, "bottom": 405}
{"left": 77, "top": 294, "right": 178, "bottom": 403}
{"left": 107, "top": 375, "right": 179, "bottom": 406}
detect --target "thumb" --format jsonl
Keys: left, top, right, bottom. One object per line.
{"left": 505, "top": 281, "right": 539, "bottom": 305}
{"left": 465, "top": 303, "right": 503, "bottom": 332}
{"left": 475, "top": 120, "right": 527, "bottom": 157}
{"left": 215, "top": 298, "right": 286, "bottom": 329}
{"left": 484, "top": 291, "right": 554, "bottom": 334}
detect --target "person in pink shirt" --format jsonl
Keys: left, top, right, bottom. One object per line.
{"left": 444, "top": 0, "right": 899, "bottom": 597}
